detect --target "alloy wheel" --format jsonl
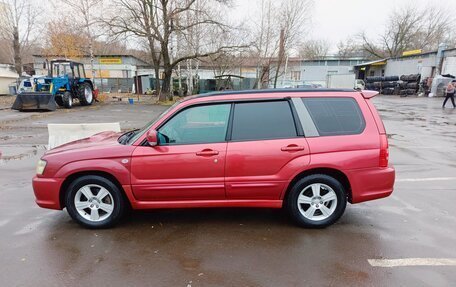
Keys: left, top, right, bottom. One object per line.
{"left": 297, "top": 183, "right": 338, "bottom": 221}
{"left": 74, "top": 184, "right": 114, "bottom": 222}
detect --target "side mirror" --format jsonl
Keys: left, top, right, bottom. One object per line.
{"left": 146, "top": 130, "right": 158, "bottom": 146}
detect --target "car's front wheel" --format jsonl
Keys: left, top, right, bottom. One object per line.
{"left": 286, "top": 174, "right": 347, "bottom": 228}
{"left": 65, "top": 175, "right": 125, "bottom": 228}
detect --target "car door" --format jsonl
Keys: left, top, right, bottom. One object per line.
{"left": 130, "top": 103, "right": 231, "bottom": 201}
{"left": 225, "top": 100, "right": 310, "bottom": 200}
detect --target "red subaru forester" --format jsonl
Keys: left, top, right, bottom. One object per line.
{"left": 33, "top": 89, "right": 395, "bottom": 228}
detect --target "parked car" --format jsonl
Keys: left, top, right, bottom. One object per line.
{"left": 17, "top": 77, "right": 33, "bottom": 94}
{"left": 33, "top": 88, "right": 395, "bottom": 229}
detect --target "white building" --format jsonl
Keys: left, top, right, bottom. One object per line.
{"left": 0, "top": 64, "right": 18, "bottom": 95}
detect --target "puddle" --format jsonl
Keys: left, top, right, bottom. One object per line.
{"left": 387, "top": 133, "right": 405, "bottom": 140}
{"left": 0, "top": 145, "right": 47, "bottom": 165}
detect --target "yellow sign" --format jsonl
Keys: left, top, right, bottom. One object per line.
{"left": 372, "top": 61, "right": 387, "bottom": 66}
{"left": 86, "top": 70, "right": 110, "bottom": 78}
{"left": 402, "top": 49, "right": 422, "bottom": 56}
{"left": 99, "top": 57, "right": 122, "bottom": 64}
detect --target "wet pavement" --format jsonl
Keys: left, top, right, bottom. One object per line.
{"left": 0, "top": 96, "right": 455, "bottom": 286}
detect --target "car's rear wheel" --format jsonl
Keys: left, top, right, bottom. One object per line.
{"left": 65, "top": 175, "right": 125, "bottom": 228}
{"left": 286, "top": 174, "right": 347, "bottom": 228}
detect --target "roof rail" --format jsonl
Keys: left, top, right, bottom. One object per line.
{"left": 195, "top": 88, "right": 356, "bottom": 98}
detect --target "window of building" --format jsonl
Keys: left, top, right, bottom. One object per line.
{"left": 290, "top": 71, "right": 301, "bottom": 81}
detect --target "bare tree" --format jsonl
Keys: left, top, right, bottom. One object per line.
{"left": 60, "top": 0, "right": 103, "bottom": 82}
{"left": 299, "top": 39, "right": 329, "bottom": 60}
{"left": 251, "top": 0, "right": 280, "bottom": 88}
{"left": 272, "top": 0, "right": 312, "bottom": 88}
{"left": 105, "top": 0, "right": 243, "bottom": 101}
{"left": 360, "top": 4, "right": 455, "bottom": 59}
{"left": 251, "top": 0, "right": 313, "bottom": 89}
{"left": 0, "top": 40, "right": 10, "bottom": 63}
{"left": 336, "top": 38, "right": 367, "bottom": 59}
{"left": 44, "top": 18, "right": 88, "bottom": 59}
{"left": 0, "top": 0, "right": 37, "bottom": 74}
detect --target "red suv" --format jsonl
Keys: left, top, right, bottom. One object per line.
{"left": 33, "top": 89, "right": 395, "bottom": 228}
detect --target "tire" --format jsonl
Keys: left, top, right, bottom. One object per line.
{"left": 62, "top": 91, "right": 73, "bottom": 109}
{"left": 78, "top": 83, "right": 93, "bottom": 106}
{"left": 385, "top": 76, "right": 399, "bottom": 81}
{"left": 406, "top": 82, "right": 418, "bottom": 89}
{"left": 55, "top": 96, "right": 64, "bottom": 107}
{"left": 286, "top": 174, "right": 347, "bottom": 228}
{"left": 65, "top": 175, "right": 126, "bottom": 229}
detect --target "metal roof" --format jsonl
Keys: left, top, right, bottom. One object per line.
{"left": 354, "top": 59, "right": 388, "bottom": 67}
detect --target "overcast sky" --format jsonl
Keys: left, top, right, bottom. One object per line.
{"left": 234, "top": 0, "right": 456, "bottom": 53}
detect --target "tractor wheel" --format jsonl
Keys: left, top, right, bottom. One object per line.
{"left": 55, "top": 96, "right": 64, "bottom": 107}
{"left": 63, "top": 91, "right": 73, "bottom": 109}
{"left": 78, "top": 83, "right": 93, "bottom": 106}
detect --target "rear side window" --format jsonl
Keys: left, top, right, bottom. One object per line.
{"left": 231, "top": 101, "right": 297, "bottom": 141}
{"left": 302, "top": 98, "right": 365, "bottom": 136}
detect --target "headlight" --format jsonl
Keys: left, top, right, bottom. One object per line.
{"left": 36, "top": 159, "right": 47, "bottom": 175}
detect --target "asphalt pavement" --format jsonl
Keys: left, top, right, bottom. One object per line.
{"left": 0, "top": 96, "right": 455, "bottom": 286}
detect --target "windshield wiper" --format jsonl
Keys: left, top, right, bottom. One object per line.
{"left": 119, "top": 129, "right": 139, "bottom": 144}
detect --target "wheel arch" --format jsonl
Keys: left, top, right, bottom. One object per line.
{"left": 284, "top": 168, "right": 352, "bottom": 203}
{"left": 59, "top": 170, "right": 131, "bottom": 209}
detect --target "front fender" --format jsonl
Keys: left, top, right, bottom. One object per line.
{"left": 54, "top": 158, "right": 131, "bottom": 184}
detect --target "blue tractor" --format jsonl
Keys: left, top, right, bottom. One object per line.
{"left": 12, "top": 59, "right": 95, "bottom": 111}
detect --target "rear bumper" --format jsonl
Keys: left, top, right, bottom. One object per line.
{"left": 347, "top": 166, "right": 395, "bottom": 203}
{"left": 33, "top": 176, "right": 64, "bottom": 210}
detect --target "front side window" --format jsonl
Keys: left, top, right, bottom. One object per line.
{"left": 302, "top": 97, "right": 365, "bottom": 136}
{"left": 231, "top": 101, "right": 297, "bottom": 141}
{"left": 158, "top": 104, "right": 231, "bottom": 145}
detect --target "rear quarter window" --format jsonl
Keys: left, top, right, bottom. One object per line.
{"left": 302, "top": 97, "right": 365, "bottom": 136}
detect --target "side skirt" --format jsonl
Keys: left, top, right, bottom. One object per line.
{"left": 130, "top": 199, "right": 283, "bottom": 210}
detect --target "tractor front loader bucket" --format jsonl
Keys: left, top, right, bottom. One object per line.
{"left": 12, "top": 92, "right": 56, "bottom": 111}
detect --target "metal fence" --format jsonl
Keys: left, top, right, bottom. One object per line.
{"left": 93, "top": 78, "right": 134, "bottom": 93}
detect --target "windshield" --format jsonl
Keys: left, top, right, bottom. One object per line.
{"left": 51, "top": 62, "right": 72, "bottom": 77}
{"left": 124, "top": 101, "right": 181, "bottom": 144}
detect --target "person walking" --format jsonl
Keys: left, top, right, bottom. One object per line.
{"left": 443, "top": 80, "right": 456, "bottom": 108}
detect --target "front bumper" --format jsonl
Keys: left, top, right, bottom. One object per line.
{"left": 33, "top": 176, "right": 64, "bottom": 210}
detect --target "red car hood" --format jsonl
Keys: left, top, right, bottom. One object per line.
{"left": 46, "top": 131, "right": 122, "bottom": 155}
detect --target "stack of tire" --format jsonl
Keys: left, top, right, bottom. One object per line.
{"left": 365, "top": 76, "right": 399, "bottom": 95}
{"left": 398, "top": 74, "right": 421, "bottom": 96}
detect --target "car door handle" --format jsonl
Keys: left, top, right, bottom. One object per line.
{"left": 196, "top": 149, "right": 219, "bottom": 156}
{"left": 281, "top": 145, "right": 305, "bottom": 152}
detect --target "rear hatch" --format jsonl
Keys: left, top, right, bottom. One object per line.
{"left": 361, "top": 90, "right": 389, "bottom": 167}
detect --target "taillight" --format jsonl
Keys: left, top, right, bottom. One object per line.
{"left": 379, "top": 134, "right": 389, "bottom": 167}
